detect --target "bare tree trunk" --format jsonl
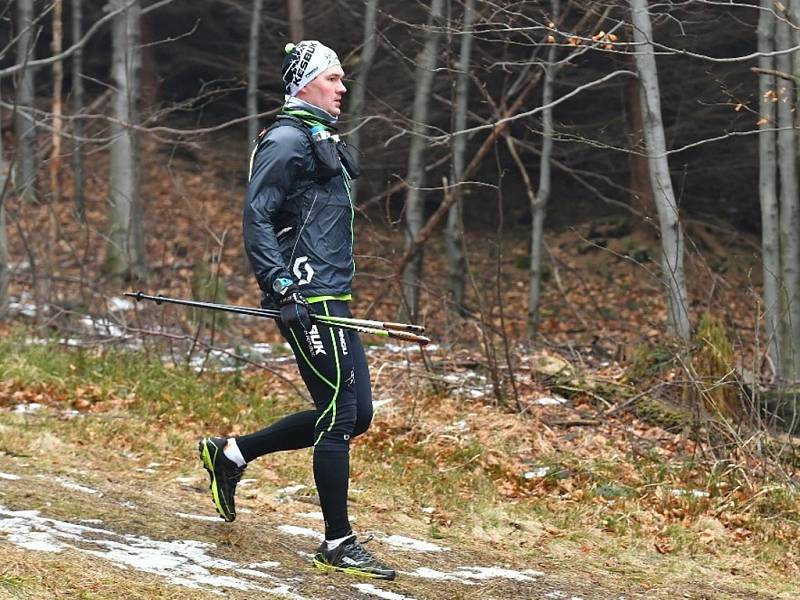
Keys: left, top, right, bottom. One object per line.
{"left": 0, "top": 112, "right": 9, "bottom": 320}
{"left": 107, "top": 0, "right": 145, "bottom": 282}
{"left": 759, "top": 0, "right": 782, "bottom": 374}
{"left": 776, "top": 8, "right": 800, "bottom": 379}
{"left": 15, "top": 0, "right": 37, "bottom": 202}
{"left": 71, "top": 0, "right": 86, "bottom": 221}
{"left": 287, "top": 0, "right": 304, "bottom": 41}
{"left": 51, "top": 0, "right": 64, "bottom": 202}
{"left": 247, "top": 0, "right": 264, "bottom": 152}
{"left": 527, "top": 0, "right": 559, "bottom": 337}
{"left": 445, "top": 0, "right": 475, "bottom": 312}
{"left": 346, "top": 0, "right": 379, "bottom": 202}
{"left": 402, "top": 0, "right": 444, "bottom": 320}
{"left": 630, "top": 0, "right": 691, "bottom": 340}
{"left": 626, "top": 75, "right": 655, "bottom": 216}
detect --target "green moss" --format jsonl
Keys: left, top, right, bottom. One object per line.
{"left": 626, "top": 343, "right": 675, "bottom": 382}
{"left": 689, "top": 313, "right": 738, "bottom": 418}
{"left": 634, "top": 395, "right": 693, "bottom": 432}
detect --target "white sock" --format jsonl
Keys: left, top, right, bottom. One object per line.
{"left": 325, "top": 532, "right": 355, "bottom": 550}
{"left": 223, "top": 438, "right": 246, "bottom": 467}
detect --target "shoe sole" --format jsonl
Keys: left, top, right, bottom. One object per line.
{"left": 198, "top": 439, "right": 235, "bottom": 522}
{"left": 312, "top": 556, "right": 396, "bottom": 581}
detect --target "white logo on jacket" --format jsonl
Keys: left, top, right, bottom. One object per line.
{"left": 293, "top": 256, "right": 315, "bottom": 286}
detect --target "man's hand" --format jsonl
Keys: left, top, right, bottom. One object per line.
{"left": 279, "top": 291, "right": 312, "bottom": 331}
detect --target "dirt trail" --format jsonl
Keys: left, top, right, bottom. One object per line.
{"left": 0, "top": 451, "right": 783, "bottom": 600}
{"left": 0, "top": 457, "right": 608, "bottom": 600}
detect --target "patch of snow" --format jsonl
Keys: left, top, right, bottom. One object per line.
{"left": 277, "top": 525, "right": 323, "bottom": 541}
{"left": 55, "top": 478, "right": 99, "bottom": 495}
{"left": 0, "top": 506, "right": 314, "bottom": 597}
{"left": 238, "top": 478, "right": 258, "bottom": 487}
{"left": 295, "top": 511, "right": 324, "bottom": 521}
{"left": 175, "top": 512, "right": 223, "bottom": 522}
{"left": 108, "top": 297, "right": 135, "bottom": 312}
{"left": 443, "top": 420, "right": 470, "bottom": 433}
{"left": 59, "top": 338, "right": 87, "bottom": 347}
{"left": 277, "top": 484, "right": 307, "bottom": 496}
{"left": 6, "top": 530, "right": 64, "bottom": 552}
{"left": 456, "top": 566, "right": 544, "bottom": 581}
{"left": 404, "top": 567, "right": 463, "bottom": 582}
{"left": 535, "top": 395, "right": 568, "bottom": 406}
{"left": 9, "top": 298, "right": 38, "bottom": 318}
{"left": 0, "top": 472, "right": 21, "bottom": 481}
{"left": 420, "top": 507, "right": 435, "bottom": 514}
{"left": 407, "top": 565, "right": 542, "bottom": 582}
{"left": 234, "top": 568, "right": 276, "bottom": 579}
{"left": 669, "top": 488, "right": 709, "bottom": 499}
{"left": 249, "top": 561, "right": 281, "bottom": 569}
{"left": 250, "top": 343, "right": 275, "bottom": 354}
{"left": 13, "top": 403, "right": 44, "bottom": 414}
{"left": 524, "top": 467, "right": 551, "bottom": 479}
{"left": 352, "top": 583, "right": 418, "bottom": 600}
{"left": 79, "top": 316, "right": 126, "bottom": 339}
{"left": 382, "top": 535, "right": 447, "bottom": 552}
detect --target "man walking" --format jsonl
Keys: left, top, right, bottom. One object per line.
{"left": 198, "top": 40, "right": 395, "bottom": 581}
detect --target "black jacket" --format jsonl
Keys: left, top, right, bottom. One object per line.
{"left": 243, "top": 116, "right": 355, "bottom": 304}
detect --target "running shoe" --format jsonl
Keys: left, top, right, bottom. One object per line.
{"left": 313, "top": 535, "right": 396, "bottom": 580}
{"left": 198, "top": 436, "right": 245, "bottom": 522}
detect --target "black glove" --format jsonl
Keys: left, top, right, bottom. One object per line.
{"left": 279, "top": 290, "right": 312, "bottom": 331}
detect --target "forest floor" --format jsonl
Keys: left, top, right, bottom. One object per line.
{"left": 0, "top": 133, "right": 798, "bottom": 598}
{"left": 0, "top": 337, "right": 797, "bottom": 600}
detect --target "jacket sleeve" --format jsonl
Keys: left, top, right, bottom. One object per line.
{"left": 243, "top": 126, "right": 310, "bottom": 297}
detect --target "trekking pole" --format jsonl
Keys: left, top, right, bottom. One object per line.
{"left": 124, "top": 291, "right": 431, "bottom": 345}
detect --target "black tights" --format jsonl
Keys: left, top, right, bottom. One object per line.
{"left": 235, "top": 300, "right": 373, "bottom": 540}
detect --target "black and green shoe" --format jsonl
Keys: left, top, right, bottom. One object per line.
{"left": 313, "top": 535, "right": 396, "bottom": 581}
{"left": 198, "top": 437, "right": 245, "bottom": 522}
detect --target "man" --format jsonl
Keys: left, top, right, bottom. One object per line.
{"left": 198, "top": 41, "right": 395, "bottom": 581}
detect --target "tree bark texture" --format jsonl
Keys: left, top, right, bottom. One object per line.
{"left": 758, "top": 0, "right": 781, "bottom": 374}
{"left": 0, "top": 117, "right": 8, "bottom": 319}
{"left": 402, "top": 0, "right": 445, "bottom": 320}
{"left": 445, "top": 0, "right": 475, "bottom": 311}
{"left": 345, "top": 0, "right": 379, "bottom": 202}
{"left": 247, "top": 0, "right": 264, "bottom": 152}
{"left": 626, "top": 74, "right": 655, "bottom": 216}
{"left": 527, "top": 0, "right": 559, "bottom": 337}
{"left": 14, "top": 0, "right": 37, "bottom": 202}
{"left": 51, "top": 0, "right": 64, "bottom": 202}
{"left": 71, "top": 0, "right": 85, "bottom": 221}
{"left": 107, "top": 0, "right": 145, "bottom": 281}
{"left": 287, "top": 0, "right": 304, "bottom": 42}
{"left": 630, "top": 0, "right": 691, "bottom": 340}
{"left": 776, "top": 9, "right": 800, "bottom": 379}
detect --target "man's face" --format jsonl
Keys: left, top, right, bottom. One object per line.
{"left": 297, "top": 65, "right": 347, "bottom": 117}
